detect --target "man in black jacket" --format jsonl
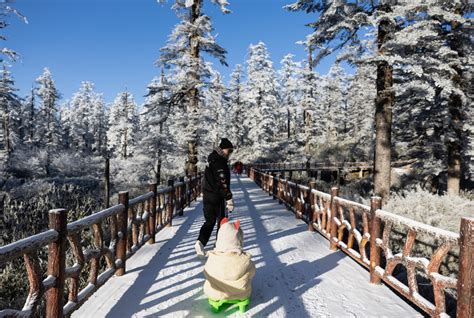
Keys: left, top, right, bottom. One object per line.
{"left": 195, "top": 138, "right": 234, "bottom": 256}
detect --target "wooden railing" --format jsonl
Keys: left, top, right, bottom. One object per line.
{"left": 250, "top": 168, "right": 473, "bottom": 318}
{"left": 252, "top": 159, "right": 417, "bottom": 171}
{"left": 0, "top": 173, "right": 203, "bottom": 318}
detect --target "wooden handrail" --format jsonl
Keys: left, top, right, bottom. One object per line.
{"left": 251, "top": 159, "right": 417, "bottom": 172}
{"left": 250, "top": 167, "right": 472, "bottom": 317}
{"left": 0, "top": 172, "right": 204, "bottom": 317}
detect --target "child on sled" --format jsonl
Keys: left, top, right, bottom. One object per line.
{"left": 203, "top": 218, "right": 256, "bottom": 313}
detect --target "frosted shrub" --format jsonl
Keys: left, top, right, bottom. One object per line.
{"left": 51, "top": 152, "right": 102, "bottom": 178}
{"left": 1, "top": 178, "right": 103, "bottom": 244}
{"left": 1, "top": 178, "right": 104, "bottom": 311}
{"left": 385, "top": 187, "right": 474, "bottom": 233}
{"left": 7, "top": 148, "right": 50, "bottom": 178}
{"left": 110, "top": 156, "right": 155, "bottom": 195}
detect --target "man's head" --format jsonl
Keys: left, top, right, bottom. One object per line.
{"left": 219, "top": 138, "right": 234, "bottom": 158}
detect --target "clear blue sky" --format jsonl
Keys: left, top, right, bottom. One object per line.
{"left": 6, "top": 0, "right": 337, "bottom": 105}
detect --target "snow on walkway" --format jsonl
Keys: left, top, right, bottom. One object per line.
{"left": 73, "top": 176, "right": 421, "bottom": 318}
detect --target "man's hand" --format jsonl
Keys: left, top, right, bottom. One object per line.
{"left": 226, "top": 198, "right": 234, "bottom": 212}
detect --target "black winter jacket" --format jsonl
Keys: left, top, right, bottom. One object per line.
{"left": 203, "top": 150, "right": 232, "bottom": 203}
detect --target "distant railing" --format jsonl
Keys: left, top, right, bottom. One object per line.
{"left": 253, "top": 159, "right": 417, "bottom": 172}
{"left": 249, "top": 167, "right": 473, "bottom": 318}
{"left": 0, "top": 173, "right": 203, "bottom": 318}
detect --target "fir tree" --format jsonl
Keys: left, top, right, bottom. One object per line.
{"left": 35, "top": 68, "right": 61, "bottom": 150}
{"left": 243, "top": 42, "right": 279, "bottom": 160}
{"left": 228, "top": 64, "right": 245, "bottom": 150}
{"left": 107, "top": 91, "right": 139, "bottom": 159}
{"left": 138, "top": 71, "right": 173, "bottom": 183}
{"left": 0, "top": 63, "right": 20, "bottom": 159}
{"left": 157, "top": 0, "right": 229, "bottom": 175}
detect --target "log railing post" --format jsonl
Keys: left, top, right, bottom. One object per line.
{"left": 457, "top": 217, "right": 474, "bottom": 318}
{"left": 186, "top": 176, "right": 191, "bottom": 206}
{"left": 294, "top": 182, "right": 300, "bottom": 219}
{"left": 148, "top": 184, "right": 157, "bottom": 244}
{"left": 199, "top": 172, "right": 203, "bottom": 197}
{"left": 179, "top": 176, "right": 185, "bottom": 216}
{"left": 268, "top": 174, "right": 272, "bottom": 195}
{"left": 369, "top": 196, "right": 382, "bottom": 284}
{"left": 116, "top": 191, "right": 129, "bottom": 276}
{"left": 167, "top": 179, "right": 175, "bottom": 227}
{"left": 46, "top": 208, "right": 68, "bottom": 318}
{"left": 329, "top": 187, "right": 339, "bottom": 251}
{"left": 192, "top": 173, "right": 197, "bottom": 200}
{"left": 157, "top": 193, "right": 162, "bottom": 227}
{"left": 278, "top": 175, "right": 284, "bottom": 204}
{"left": 105, "top": 156, "right": 110, "bottom": 208}
{"left": 272, "top": 174, "right": 277, "bottom": 198}
{"left": 196, "top": 173, "right": 201, "bottom": 198}
{"left": 308, "top": 181, "right": 317, "bottom": 232}
{"left": 188, "top": 175, "right": 193, "bottom": 202}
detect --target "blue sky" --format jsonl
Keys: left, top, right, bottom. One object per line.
{"left": 5, "top": 0, "right": 337, "bottom": 105}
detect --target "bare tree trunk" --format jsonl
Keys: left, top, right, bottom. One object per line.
{"left": 123, "top": 91, "right": 128, "bottom": 159}
{"left": 156, "top": 121, "right": 163, "bottom": 184}
{"left": 287, "top": 108, "right": 291, "bottom": 139}
{"left": 446, "top": 17, "right": 464, "bottom": 196}
{"left": 185, "top": 0, "right": 202, "bottom": 177}
{"left": 29, "top": 91, "right": 35, "bottom": 145}
{"left": 104, "top": 156, "right": 110, "bottom": 208}
{"left": 156, "top": 158, "right": 162, "bottom": 185}
{"left": 3, "top": 114, "right": 10, "bottom": 155}
{"left": 447, "top": 137, "right": 461, "bottom": 195}
{"left": 373, "top": 14, "right": 394, "bottom": 203}
{"left": 123, "top": 129, "right": 128, "bottom": 159}
{"left": 304, "top": 45, "right": 314, "bottom": 156}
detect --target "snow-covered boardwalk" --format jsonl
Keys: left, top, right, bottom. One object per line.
{"left": 73, "top": 177, "right": 421, "bottom": 317}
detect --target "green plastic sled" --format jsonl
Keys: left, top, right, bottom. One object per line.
{"left": 208, "top": 298, "right": 250, "bottom": 313}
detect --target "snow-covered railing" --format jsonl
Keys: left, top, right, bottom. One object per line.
{"left": 252, "top": 159, "right": 416, "bottom": 172}
{"left": 0, "top": 173, "right": 203, "bottom": 318}
{"left": 253, "top": 161, "right": 372, "bottom": 171}
{"left": 250, "top": 168, "right": 473, "bottom": 318}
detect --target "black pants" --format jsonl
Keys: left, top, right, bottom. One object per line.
{"left": 197, "top": 199, "right": 225, "bottom": 246}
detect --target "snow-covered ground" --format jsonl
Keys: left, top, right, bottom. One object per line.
{"left": 73, "top": 176, "right": 421, "bottom": 318}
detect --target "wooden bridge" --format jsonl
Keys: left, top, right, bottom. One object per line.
{"left": 0, "top": 170, "right": 472, "bottom": 317}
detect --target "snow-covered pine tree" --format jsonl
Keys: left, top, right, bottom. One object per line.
{"left": 228, "top": 64, "right": 245, "bottom": 150}
{"left": 59, "top": 101, "right": 72, "bottom": 150}
{"left": 0, "top": 63, "right": 21, "bottom": 159}
{"left": 157, "top": 0, "right": 229, "bottom": 175}
{"left": 90, "top": 93, "right": 107, "bottom": 155}
{"left": 201, "top": 67, "right": 228, "bottom": 163}
{"left": 288, "top": 0, "right": 474, "bottom": 197}
{"left": 243, "top": 42, "right": 280, "bottom": 161}
{"left": 320, "top": 63, "right": 347, "bottom": 145}
{"left": 383, "top": 1, "right": 473, "bottom": 194}
{"left": 278, "top": 54, "right": 299, "bottom": 141}
{"left": 35, "top": 67, "right": 61, "bottom": 151}
{"left": 66, "top": 82, "right": 104, "bottom": 154}
{"left": 345, "top": 63, "right": 376, "bottom": 160}
{"left": 107, "top": 91, "right": 139, "bottom": 159}
{"left": 0, "top": 1, "right": 27, "bottom": 63}
{"left": 20, "top": 87, "right": 35, "bottom": 148}
{"left": 137, "top": 70, "right": 173, "bottom": 183}
{"left": 297, "top": 56, "right": 321, "bottom": 158}
{"left": 286, "top": 0, "right": 397, "bottom": 201}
